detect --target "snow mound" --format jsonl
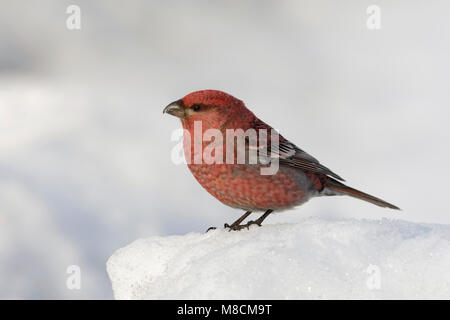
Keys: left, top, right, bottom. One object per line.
{"left": 106, "top": 218, "right": 450, "bottom": 299}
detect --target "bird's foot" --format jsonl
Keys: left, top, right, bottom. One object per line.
{"left": 224, "top": 220, "right": 262, "bottom": 231}
{"left": 244, "top": 220, "right": 262, "bottom": 229}
{"left": 224, "top": 223, "right": 248, "bottom": 232}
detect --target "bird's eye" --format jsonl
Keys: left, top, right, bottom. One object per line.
{"left": 192, "top": 105, "right": 201, "bottom": 111}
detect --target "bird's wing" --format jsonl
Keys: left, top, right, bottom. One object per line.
{"left": 274, "top": 140, "right": 345, "bottom": 181}
{"left": 250, "top": 117, "right": 345, "bottom": 181}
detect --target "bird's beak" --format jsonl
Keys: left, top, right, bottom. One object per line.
{"left": 163, "top": 100, "right": 186, "bottom": 119}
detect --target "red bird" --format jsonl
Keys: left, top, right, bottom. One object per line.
{"left": 164, "top": 90, "right": 399, "bottom": 231}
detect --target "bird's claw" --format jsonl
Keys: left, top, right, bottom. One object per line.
{"left": 246, "top": 220, "right": 262, "bottom": 228}
{"left": 223, "top": 220, "right": 262, "bottom": 231}
{"left": 224, "top": 223, "right": 247, "bottom": 232}
{"left": 205, "top": 226, "right": 217, "bottom": 233}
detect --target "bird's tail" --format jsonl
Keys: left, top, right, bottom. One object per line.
{"left": 325, "top": 178, "right": 400, "bottom": 210}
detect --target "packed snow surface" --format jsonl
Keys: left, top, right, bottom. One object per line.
{"left": 107, "top": 218, "right": 450, "bottom": 299}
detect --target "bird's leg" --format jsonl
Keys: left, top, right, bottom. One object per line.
{"left": 245, "top": 209, "right": 274, "bottom": 228}
{"left": 224, "top": 211, "right": 252, "bottom": 231}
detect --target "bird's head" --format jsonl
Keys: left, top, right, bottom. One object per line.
{"left": 163, "top": 90, "right": 254, "bottom": 131}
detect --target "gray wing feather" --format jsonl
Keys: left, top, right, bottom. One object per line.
{"left": 249, "top": 116, "right": 345, "bottom": 181}
{"left": 270, "top": 140, "right": 345, "bottom": 181}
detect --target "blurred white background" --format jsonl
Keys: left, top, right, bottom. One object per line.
{"left": 0, "top": 0, "right": 449, "bottom": 299}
